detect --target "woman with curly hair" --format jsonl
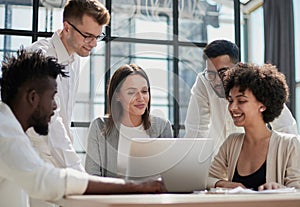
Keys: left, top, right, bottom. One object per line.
{"left": 207, "top": 63, "right": 300, "bottom": 190}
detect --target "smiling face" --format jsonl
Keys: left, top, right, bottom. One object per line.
{"left": 31, "top": 78, "right": 58, "bottom": 135}
{"left": 63, "top": 14, "right": 103, "bottom": 57}
{"left": 116, "top": 74, "right": 150, "bottom": 125}
{"left": 206, "top": 55, "right": 235, "bottom": 98}
{"left": 228, "top": 86, "right": 266, "bottom": 128}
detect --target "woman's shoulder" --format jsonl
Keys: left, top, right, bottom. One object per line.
{"left": 150, "top": 115, "right": 170, "bottom": 125}
{"left": 223, "top": 133, "right": 244, "bottom": 146}
{"left": 271, "top": 130, "right": 300, "bottom": 144}
{"left": 89, "top": 116, "right": 109, "bottom": 129}
{"left": 227, "top": 133, "right": 244, "bottom": 141}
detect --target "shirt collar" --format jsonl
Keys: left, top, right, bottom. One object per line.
{"left": 52, "top": 30, "right": 75, "bottom": 65}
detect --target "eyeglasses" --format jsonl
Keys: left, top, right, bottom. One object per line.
{"left": 67, "top": 21, "right": 106, "bottom": 43}
{"left": 203, "top": 67, "right": 229, "bottom": 82}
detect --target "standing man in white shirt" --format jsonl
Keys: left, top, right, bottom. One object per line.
{"left": 27, "top": 0, "right": 110, "bottom": 172}
{"left": 0, "top": 49, "right": 165, "bottom": 207}
{"left": 184, "top": 39, "right": 298, "bottom": 153}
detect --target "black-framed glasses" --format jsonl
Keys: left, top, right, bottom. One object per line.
{"left": 203, "top": 67, "right": 229, "bottom": 82}
{"left": 67, "top": 21, "right": 106, "bottom": 43}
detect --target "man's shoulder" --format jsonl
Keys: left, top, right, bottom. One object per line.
{"left": 0, "top": 103, "right": 27, "bottom": 139}
{"left": 27, "top": 38, "right": 56, "bottom": 57}
{"left": 272, "top": 130, "right": 299, "bottom": 141}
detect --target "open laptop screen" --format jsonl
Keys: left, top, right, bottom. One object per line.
{"left": 126, "top": 138, "right": 214, "bottom": 192}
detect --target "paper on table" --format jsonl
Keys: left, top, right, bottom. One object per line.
{"left": 208, "top": 186, "right": 297, "bottom": 194}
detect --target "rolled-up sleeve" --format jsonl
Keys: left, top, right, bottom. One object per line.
{"left": 65, "top": 168, "right": 89, "bottom": 195}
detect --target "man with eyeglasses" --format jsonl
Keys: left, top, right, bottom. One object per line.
{"left": 26, "top": 0, "right": 109, "bottom": 182}
{"left": 184, "top": 39, "right": 298, "bottom": 154}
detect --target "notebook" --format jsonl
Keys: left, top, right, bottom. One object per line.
{"left": 126, "top": 138, "right": 214, "bottom": 193}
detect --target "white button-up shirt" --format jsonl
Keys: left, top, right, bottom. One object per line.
{"left": 26, "top": 30, "right": 84, "bottom": 172}
{"left": 0, "top": 102, "right": 88, "bottom": 207}
{"left": 184, "top": 71, "right": 298, "bottom": 154}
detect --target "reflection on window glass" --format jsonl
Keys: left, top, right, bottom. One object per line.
{"left": 12, "top": 5, "right": 33, "bottom": 30}
{"left": 0, "top": 51, "right": 2, "bottom": 78}
{"left": 179, "top": 46, "right": 204, "bottom": 125}
{"left": 73, "top": 42, "right": 106, "bottom": 122}
{"left": 248, "top": 7, "right": 264, "bottom": 64}
{"left": 0, "top": 35, "right": 32, "bottom": 63}
{"left": 0, "top": 6, "right": 4, "bottom": 27}
{"left": 71, "top": 127, "right": 89, "bottom": 159}
{"left": 112, "top": 0, "right": 173, "bottom": 40}
{"left": 207, "top": 1, "right": 234, "bottom": 42}
{"left": 38, "top": 7, "right": 63, "bottom": 32}
{"left": 179, "top": 0, "right": 220, "bottom": 42}
{"left": 0, "top": 2, "right": 33, "bottom": 30}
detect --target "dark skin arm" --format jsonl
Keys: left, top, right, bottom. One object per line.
{"left": 84, "top": 177, "right": 166, "bottom": 194}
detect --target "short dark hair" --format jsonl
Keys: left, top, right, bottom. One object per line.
{"left": 63, "top": 0, "right": 110, "bottom": 26}
{"left": 203, "top": 40, "right": 239, "bottom": 64}
{"left": 223, "top": 63, "right": 289, "bottom": 123}
{"left": 106, "top": 63, "right": 151, "bottom": 134}
{"left": 1, "top": 48, "right": 68, "bottom": 106}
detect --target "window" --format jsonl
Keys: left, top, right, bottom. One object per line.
{"left": 0, "top": 0, "right": 238, "bottom": 158}
{"left": 294, "top": 0, "right": 300, "bottom": 130}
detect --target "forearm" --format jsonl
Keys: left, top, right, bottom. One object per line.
{"left": 84, "top": 177, "right": 164, "bottom": 194}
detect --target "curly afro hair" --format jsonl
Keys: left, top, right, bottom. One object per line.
{"left": 223, "top": 63, "right": 289, "bottom": 123}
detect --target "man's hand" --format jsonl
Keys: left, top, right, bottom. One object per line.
{"left": 131, "top": 179, "right": 167, "bottom": 193}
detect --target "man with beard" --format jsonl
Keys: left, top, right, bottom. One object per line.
{"left": 184, "top": 40, "right": 298, "bottom": 154}
{"left": 0, "top": 49, "right": 165, "bottom": 207}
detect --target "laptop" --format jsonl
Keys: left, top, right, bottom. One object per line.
{"left": 125, "top": 138, "right": 214, "bottom": 193}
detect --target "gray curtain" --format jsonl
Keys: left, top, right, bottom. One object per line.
{"left": 264, "top": 0, "right": 295, "bottom": 116}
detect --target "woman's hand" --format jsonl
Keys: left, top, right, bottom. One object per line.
{"left": 215, "top": 180, "right": 246, "bottom": 189}
{"left": 258, "top": 182, "right": 285, "bottom": 191}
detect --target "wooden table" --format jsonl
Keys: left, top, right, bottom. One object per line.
{"left": 56, "top": 191, "right": 300, "bottom": 207}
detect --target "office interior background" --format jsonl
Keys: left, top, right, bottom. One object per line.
{"left": 1, "top": 0, "right": 300, "bottom": 163}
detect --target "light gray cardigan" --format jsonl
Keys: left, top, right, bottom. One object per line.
{"left": 85, "top": 115, "right": 173, "bottom": 177}
{"left": 207, "top": 131, "right": 300, "bottom": 189}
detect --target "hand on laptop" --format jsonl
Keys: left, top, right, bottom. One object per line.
{"left": 127, "top": 176, "right": 167, "bottom": 193}
{"left": 131, "top": 179, "right": 167, "bottom": 193}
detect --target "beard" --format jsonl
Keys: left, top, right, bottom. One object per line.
{"left": 33, "top": 124, "right": 49, "bottom": 136}
{"left": 31, "top": 106, "right": 50, "bottom": 136}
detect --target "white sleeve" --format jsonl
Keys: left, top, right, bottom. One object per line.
{"left": 0, "top": 135, "right": 88, "bottom": 201}
{"left": 47, "top": 107, "right": 85, "bottom": 172}
{"left": 184, "top": 73, "right": 211, "bottom": 138}
{"left": 270, "top": 104, "right": 298, "bottom": 135}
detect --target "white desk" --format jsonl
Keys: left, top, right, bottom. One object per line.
{"left": 56, "top": 191, "right": 300, "bottom": 207}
